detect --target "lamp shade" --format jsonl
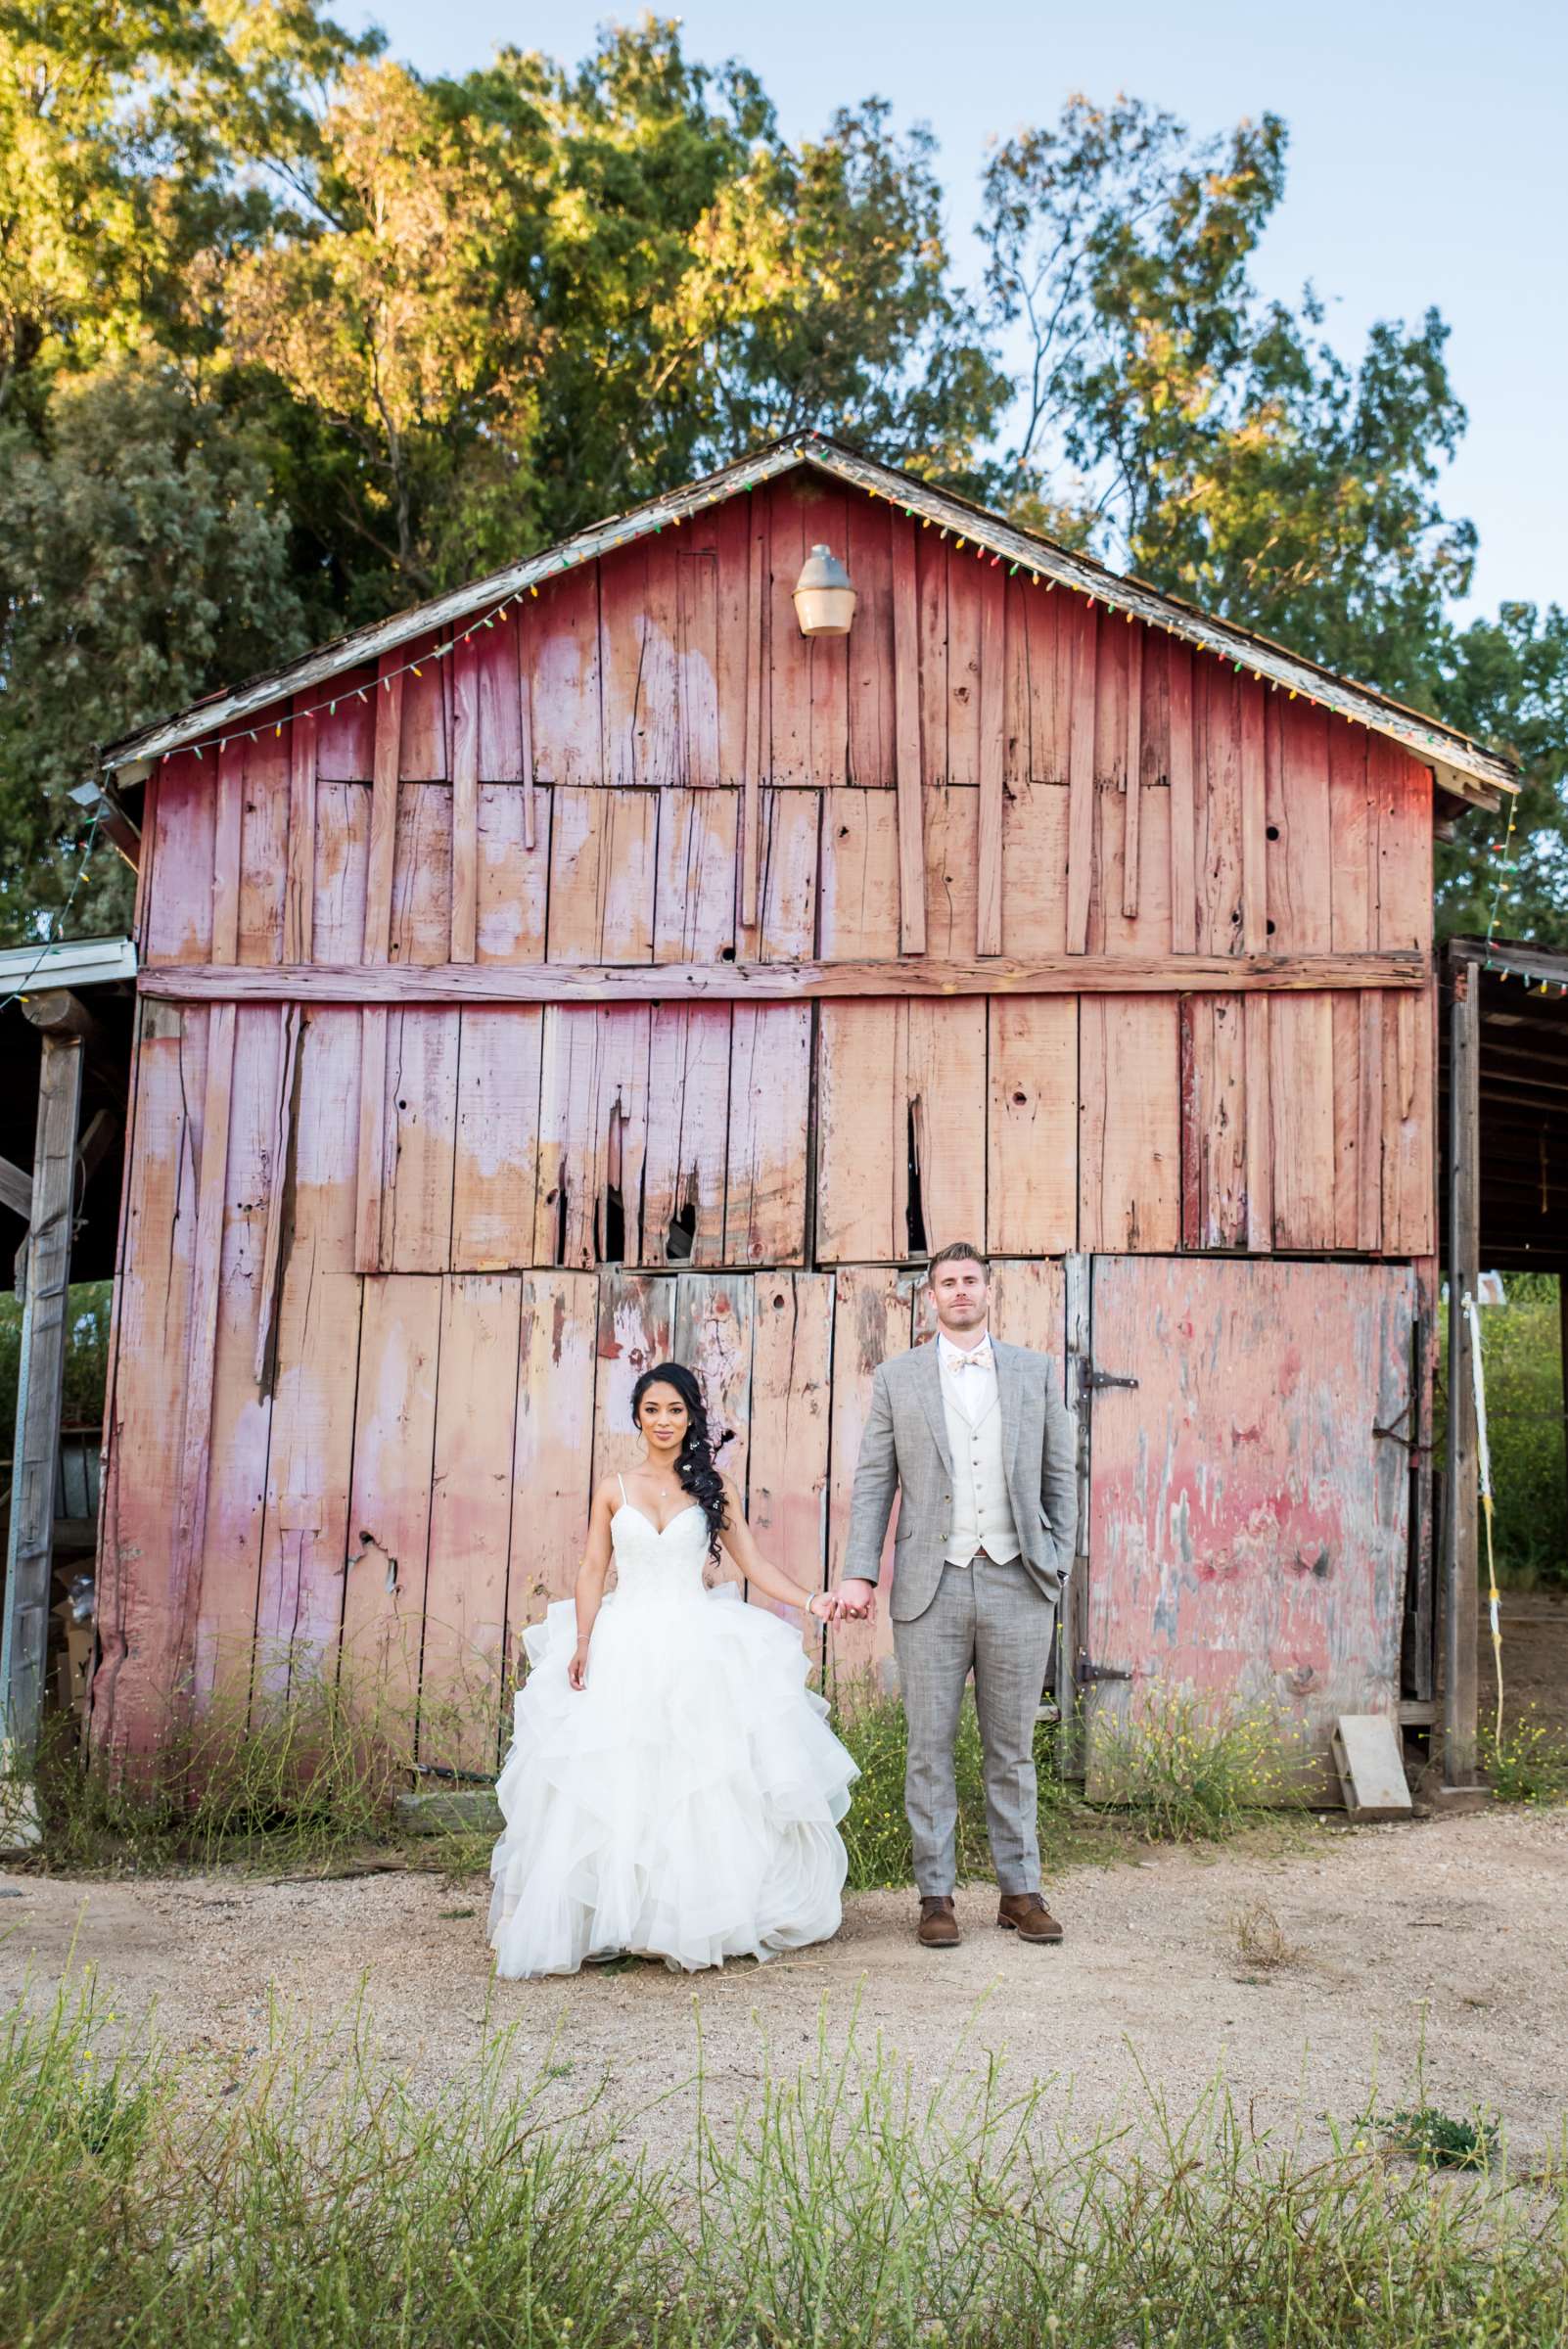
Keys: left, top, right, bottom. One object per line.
{"left": 792, "top": 543, "right": 856, "bottom": 637}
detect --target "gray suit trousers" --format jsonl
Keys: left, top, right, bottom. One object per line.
{"left": 892, "top": 1550, "right": 1057, "bottom": 1896}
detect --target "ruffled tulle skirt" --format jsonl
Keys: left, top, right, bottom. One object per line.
{"left": 487, "top": 1584, "right": 858, "bottom": 1977}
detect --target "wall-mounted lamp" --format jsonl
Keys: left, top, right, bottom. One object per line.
{"left": 793, "top": 543, "right": 856, "bottom": 637}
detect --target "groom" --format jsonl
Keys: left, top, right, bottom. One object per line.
{"left": 836, "top": 1243, "right": 1078, "bottom": 1949}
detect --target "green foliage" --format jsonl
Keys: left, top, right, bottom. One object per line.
{"left": 1382, "top": 2105, "right": 1501, "bottom": 2172}
{"left": 6, "top": 1978, "right": 1568, "bottom": 2346}
{"left": 1436, "top": 604, "right": 1568, "bottom": 946}
{"left": 1482, "top": 1707, "right": 1568, "bottom": 1807}
{"left": 1439, "top": 1275, "right": 1567, "bottom": 1588}
{"left": 1091, "top": 1690, "right": 1306, "bottom": 1840}
{"left": 0, "top": 1277, "right": 112, "bottom": 1440}
{"left": 0, "top": 360, "right": 308, "bottom": 939}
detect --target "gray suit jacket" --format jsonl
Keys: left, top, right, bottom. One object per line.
{"left": 844, "top": 1340, "right": 1078, "bottom": 1624}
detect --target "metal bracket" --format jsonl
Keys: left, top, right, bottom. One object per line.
{"left": 1079, "top": 1362, "right": 1139, "bottom": 1396}
{"left": 1075, "top": 1652, "right": 1131, "bottom": 1687}
{"left": 1373, "top": 1402, "right": 1433, "bottom": 1458}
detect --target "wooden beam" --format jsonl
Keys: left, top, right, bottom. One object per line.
{"left": 976, "top": 563, "right": 1005, "bottom": 955}
{"left": 0, "top": 1019, "right": 86, "bottom": 1768}
{"left": 283, "top": 702, "right": 317, "bottom": 964}
{"left": 891, "top": 515, "right": 926, "bottom": 955}
{"left": 140, "top": 947, "right": 1430, "bottom": 1011}
{"left": 1065, "top": 604, "right": 1097, "bottom": 953}
{"left": 0, "top": 1156, "right": 30, "bottom": 1221}
{"left": 450, "top": 633, "right": 480, "bottom": 962}
{"left": 1122, "top": 623, "right": 1143, "bottom": 920}
{"left": 1443, "top": 954, "right": 1481, "bottom": 1786}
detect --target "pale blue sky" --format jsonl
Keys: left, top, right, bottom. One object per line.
{"left": 344, "top": 0, "right": 1565, "bottom": 621}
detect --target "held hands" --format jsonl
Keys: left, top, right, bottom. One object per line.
{"left": 808, "top": 1579, "right": 876, "bottom": 1625}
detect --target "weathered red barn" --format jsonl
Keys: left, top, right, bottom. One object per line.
{"left": 78, "top": 434, "right": 1517, "bottom": 1793}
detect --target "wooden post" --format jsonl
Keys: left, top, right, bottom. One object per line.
{"left": 0, "top": 991, "right": 89, "bottom": 1798}
{"left": 1058, "top": 1252, "right": 1092, "bottom": 1779}
{"left": 1443, "top": 952, "right": 1480, "bottom": 1785}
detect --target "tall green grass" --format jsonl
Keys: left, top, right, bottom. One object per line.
{"left": 4, "top": 1975, "right": 1566, "bottom": 2345}
{"left": 1438, "top": 1272, "right": 1566, "bottom": 1589}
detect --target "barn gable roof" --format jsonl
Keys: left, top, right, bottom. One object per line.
{"left": 100, "top": 431, "right": 1517, "bottom": 811}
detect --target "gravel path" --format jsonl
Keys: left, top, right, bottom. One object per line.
{"left": 5, "top": 1804, "right": 1565, "bottom": 2164}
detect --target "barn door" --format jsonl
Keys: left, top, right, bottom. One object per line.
{"left": 1079, "top": 1257, "right": 1415, "bottom": 1798}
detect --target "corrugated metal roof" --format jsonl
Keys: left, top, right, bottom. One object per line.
{"left": 100, "top": 432, "right": 1518, "bottom": 809}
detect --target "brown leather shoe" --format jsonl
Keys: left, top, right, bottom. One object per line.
{"left": 916, "top": 1895, "right": 961, "bottom": 1949}
{"left": 996, "top": 1892, "right": 1064, "bottom": 1944}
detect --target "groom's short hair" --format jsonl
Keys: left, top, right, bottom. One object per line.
{"left": 927, "top": 1241, "right": 991, "bottom": 1281}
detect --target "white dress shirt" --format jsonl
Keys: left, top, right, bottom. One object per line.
{"left": 937, "top": 1329, "right": 1021, "bottom": 1567}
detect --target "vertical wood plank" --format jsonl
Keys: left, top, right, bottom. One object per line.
{"left": 987, "top": 998, "right": 1078, "bottom": 1256}
{"left": 945, "top": 545, "right": 982, "bottom": 786}
{"left": 506, "top": 1270, "right": 600, "bottom": 1641}
{"left": 1002, "top": 779, "right": 1070, "bottom": 956}
{"left": 546, "top": 786, "right": 657, "bottom": 962}
{"left": 1065, "top": 600, "right": 1098, "bottom": 952}
{"left": 923, "top": 785, "right": 979, "bottom": 961}
{"left": 850, "top": 491, "right": 897, "bottom": 785}
{"left": 741, "top": 507, "right": 767, "bottom": 926}
{"left": 1080, "top": 995, "right": 1179, "bottom": 1251}
{"left": 1178, "top": 993, "right": 1248, "bottom": 1247}
{"left": 1167, "top": 641, "right": 1197, "bottom": 953}
{"left": 475, "top": 606, "right": 525, "bottom": 781}
{"left": 534, "top": 1007, "right": 651, "bottom": 1269}
{"left": 452, "top": 1007, "right": 543, "bottom": 1269}
{"left": 89, "top": 1001, "right": 206, "bottom": 1756}
{"left": 1196, "top": 660, "right": 1244, "bottom": 956}
{"left": 902, "top": 1000, "right": 987, "bottom": 1251}
{"left": 826, "top": 1267, "right": 912, "bottom": 1683}
{"left": 1268, "top": 993, "right": 1334, "bottom": 1248}
{"left": 710, "top": 493, "right": 753, "bottom": 787}
{"left": 818, "top": 787, "right": 900, "bottom": 958}
{"left": 313, "top": 783, "right": 368, "bottom": 964}
{"left": 254, "top": 1270, "right": 363, "bottom": 1700}
{"left": 193, "top": 1005, "right": 285, "bottom": 1707}
{"left": 449, "top": 632, "right": 480, "bottom": 962}
{"left": 528, "top": 565, "right": 602, "bottom": 787}
{"left": 645, "top": 1005, "right": 733, "bottom": 1265}
{"left": 379, "top": 1008, "right": 459, "bottom": 1271}
{"left": 1238, "top": 677, "right": 1268, "bottom": 953}
{"left": 988, "top": 1255, "right": 1068, "bottom": 1372}
{"left": 976, "top": 563, "right": 1005, "bottom": 955}
{"left": 1122, "top": 626, "right": 1145, "bottom": 919}
{"left": 315, "top": 663, "right": 376, "bottom": 782}
{"left": 725, "top": 1006, "right": 811, "bottom": 1266}
{"left": 284, "top": 703, "right": 317, "bottom": 965}
{"left": 749, "top": 1273, "right": 834, "bottom": 1643}
{"left": 514, "top": 605, "right": 537, "bottom": 850}
{"left": 341, "top": 1273, "right": 441, "bottom": 1725}
{"left": 143, "top": 752, "right": 215, "bottom": 965}
{"left": 765, "top": 476, "right": 811, "bottom": 788}
{"left": 211, "top": 741, "right": 244, "bottom": 965}
{"left": 799, "top": 476, "right": 851, "bottom": 790}
{"left": 476, "top": 783, "right": 549, "bottom": 962}
{"left": 676, "top": 543, "right": 721, "bottom": 787}
{"left": 742, "top": 788, "right": 820, "bottom": 962}
{"left": 389, "top": 783, "right": 453, "bottom": 966}
{"left": 814, "top": 1001, "right": 900, "bottom": 1262}
{"left": 915, "top": 521, "right": 948, "bottom": 788}
{"left": 397, "top": 632, "right": 450, "bottom": 781}
{"left": 891, "top": 512, "right": 926, "bottom": 954}
{"left": 655, "top": 788, "right": 738, "bottom": 962}
{"left": 601, "top": 537, "right": 680, "bottom": 790}
{"left": 357, "top": 662, "right": 402, "bottom": 1272}
{"left": 420, "top": 1273, "right": 524, "bottom": 1772}
{"left": 251, "top": 1006, "right": 300, "bottom": 1387}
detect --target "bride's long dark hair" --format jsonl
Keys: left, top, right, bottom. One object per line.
{"left": 629, "top": 1361, "right": 729, "bottom": 1562}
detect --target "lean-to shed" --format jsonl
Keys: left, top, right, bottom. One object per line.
{"left": 80, "top": 434, "right": 1518, "bottom": 1792}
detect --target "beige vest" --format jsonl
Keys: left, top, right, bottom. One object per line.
{"left": 940, "top": 1348, "right": 1021, "bottom": 1566}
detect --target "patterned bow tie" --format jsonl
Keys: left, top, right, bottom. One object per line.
{"left": 948, "top": 1346, "right": 991, "bottom": 1368}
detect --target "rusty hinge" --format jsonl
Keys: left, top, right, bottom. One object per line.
{"left": 1075, "top": 1652, "right": 1132, "bottom": 1686}
{"left": 1078, "top": 1361, "right": 1139, "bottom": 1397}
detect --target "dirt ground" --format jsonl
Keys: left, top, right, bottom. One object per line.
{"left": 5, "top": 1802, "right": 1566, "bottom": 2167}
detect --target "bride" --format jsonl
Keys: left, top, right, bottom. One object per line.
{"left": 487, "top": 1361, "right": 858, "bottom": 1978}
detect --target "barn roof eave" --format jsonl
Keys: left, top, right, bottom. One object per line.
{"left": 98, "top": 432, "right": 1518, "bottom": 810}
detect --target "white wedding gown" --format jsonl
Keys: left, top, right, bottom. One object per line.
{"left": 487, "top": 1493, "right": 858, "bottom": 1977}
